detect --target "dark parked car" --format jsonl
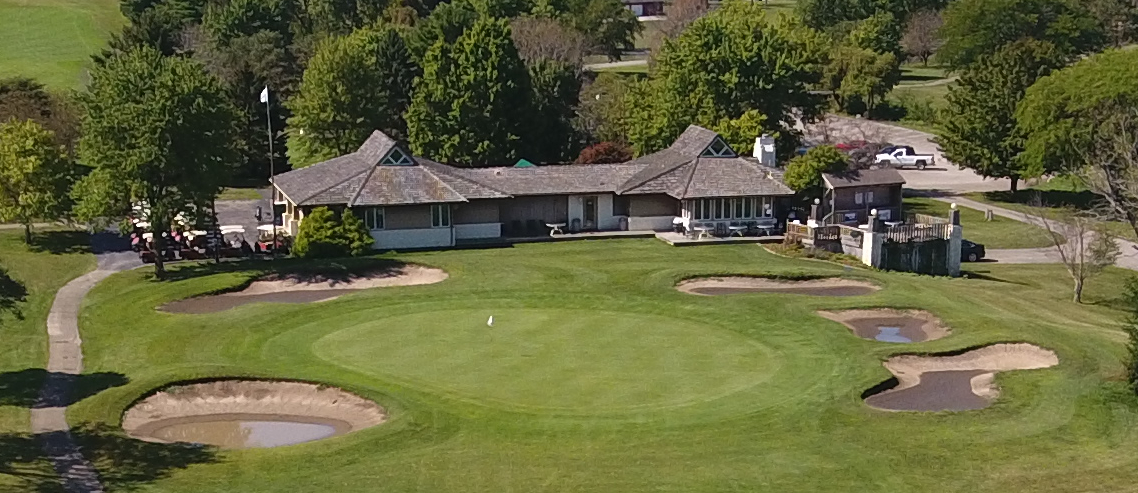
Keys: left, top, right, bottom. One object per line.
{"left": 961, "top": 240, "right": 985, "bottom": 262}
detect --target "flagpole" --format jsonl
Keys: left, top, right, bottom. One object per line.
{"left": 263, "top": 86, "right": 277, "bottom": 260}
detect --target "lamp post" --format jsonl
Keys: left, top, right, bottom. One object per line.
{"left": 261, "top": 86, "right": 277, "bottom": 259}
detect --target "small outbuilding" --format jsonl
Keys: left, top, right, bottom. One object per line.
{"left": 820, "top": 168, "right": 906, "bottom": 225}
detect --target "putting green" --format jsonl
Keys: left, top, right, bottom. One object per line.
{"left": 313, "top": 308, "right": 775, "bottom": 413}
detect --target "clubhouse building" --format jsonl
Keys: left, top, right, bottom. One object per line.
{"left": 271, "top": 125, "right": 796, "bottom": 250}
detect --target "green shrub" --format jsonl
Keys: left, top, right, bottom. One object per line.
{"left": 293, "top": 207, "right": 375, "bottom": 259}
{"left": 339, "top": 209, "right": 375, "bottom": 256}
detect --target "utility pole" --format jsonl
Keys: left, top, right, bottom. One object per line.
{"left": 261, "top": 86, "right": 277, "bottom": 259}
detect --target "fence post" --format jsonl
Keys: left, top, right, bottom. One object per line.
{"left": 861, "top": 210, "right": 883, "bottom": 268}
{"left": 947, "top": 204, "right": 962, "bottom": 277}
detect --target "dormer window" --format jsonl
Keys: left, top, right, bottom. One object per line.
{"left": 381, "top": 146, "right": 415, "bottom": 166}
{"left": 700, "top": 137, "right": 736, "bottom": 158}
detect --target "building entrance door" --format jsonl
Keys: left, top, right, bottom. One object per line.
{"left": 584, "top": 196, "right": 597, "bottom": 230}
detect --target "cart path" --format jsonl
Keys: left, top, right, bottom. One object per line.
{"left": 934, "top": 196, "right": 1138, "bottom": 272}
{"left": 30, "top": 237, "right": 140, "bottom": 493}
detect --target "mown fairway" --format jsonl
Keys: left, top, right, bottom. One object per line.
{"left": 0, "top": 0, "right": 124, "bottom": 89}
{"left": 44, "top": 239, "right": 1138, "bottom": 492}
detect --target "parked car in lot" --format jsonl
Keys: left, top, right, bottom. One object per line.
{"left": 961, "top": 240, "right": 985, "bottom": 262}
{"left": 874, "top": 146, "right": 935, "bottom": 169}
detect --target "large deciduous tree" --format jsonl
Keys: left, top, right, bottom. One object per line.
{"left": 511, "top": 16, "right": 586, "bottom": 162}
{"left": 901, "top": 8, "right": 942, "bottom": 65}
{"left": 938, "top": 0, "right": 1105, "bottom": 69}
{"left": 74, "top": 47, "right": 238, "bottom": 278}
{"left": 0, "top": 119, "right": 75, "bottom": 244}
{"left": 625, "top": 1, "right": 828, "bottom": 158}
{"left": 1017, "top": 49, "right": 1138, "bottom": 236}
{"left": 936, "top": 40, "right": 1065, "bottom": 191}
{"left": 407, "top": 17, "right": 532, "bottom": 164}
{"left": 405, "top": 1, "right": 479, "bottom": 60}
{"left": 563, "top": 0, "right": 640, "bottom": 60}
{"left": 287, "top": 26, "right": 419, "bottom": 167}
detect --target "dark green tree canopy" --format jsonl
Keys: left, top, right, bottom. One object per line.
{"left": 407, "top": 17, "right": 532, "bottom": 164}
{"left": 938, "top": 0, "right": 1105, "bottom": 69}
{"left": 626, "top": 1, "right": 828, "bottom": 158}
{"left": 202, "top": 0, "right": 299, "bottom": 44}
{"left": 1017, "top": 48, "right": 1138, "bottom": 173}
{"left": 406, "top": 0, "right": 480, "bottom": 60}
{"left": 75, "top": 47, "right": 239, "bottom": 276}
{"left": 287, "top": 26, "right": 419, "bottom": 167}
{"left": 796, "top": 0, "right": 946, "bottom": 31}
{"left": 783, "top": 145, "right": 850, "bottom": 196}
{"left": 937, "top": 39, "right": 1066, "bottom": 191}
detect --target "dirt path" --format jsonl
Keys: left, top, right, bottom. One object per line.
{"left": 30, "top": 237, "right": 140, "bottom": 493}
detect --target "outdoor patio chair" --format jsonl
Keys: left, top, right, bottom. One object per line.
{"left": 715, "top": 223, "right": 728, "bottom": 237}
{"left": 510, "top": 220, "right": 524, "bottom": 236}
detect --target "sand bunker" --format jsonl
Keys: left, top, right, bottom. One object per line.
{"left": 124, "top": 380, "right": 386, "bottom": 449}
{"left": 864, "top": 343, "right": 1059, "bottom": 412}
{"left": 677, "top": 277, "right": 880, "bottom": 297}
{"left": 818, "top": 309, "right": 949, "bottom": 343}
{"left": 160, "top": 265, "right": 447, "bottom": 313}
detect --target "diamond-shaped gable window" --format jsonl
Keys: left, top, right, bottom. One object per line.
{"left": 700, "top": 137, "right": 736, "bottom": 158}
{"left": 381, "top": 146, "right": 415, "bottom": 166}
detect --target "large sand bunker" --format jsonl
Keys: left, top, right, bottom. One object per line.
{"left": 677, "top": 277, "right": 880, "bottom": 297}
{"left": 160, "top": 265, "right": 447, "bottom": 313}
{"left": 864, "top": 343, "right": 1059, "bottom": 412}
{"left": 124, "top": 380, "right": 386, "bottom": 449}
{"left": 818, "top": 309, "right": 949, "bottom": 343}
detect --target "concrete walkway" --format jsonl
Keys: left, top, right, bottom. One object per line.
{"left": 935, "top": 195, "right": 1138, "bottom": 272}
{"left": 583, "top": 59, "right": 648, "bottom": 71}
{"left": 30, "top": 236, "right": 140, "bottom": 493}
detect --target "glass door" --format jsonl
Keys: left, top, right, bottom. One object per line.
{"left": 584, "top": 196, "right": 597, "bottom": 230}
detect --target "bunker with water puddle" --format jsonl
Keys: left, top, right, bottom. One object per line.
{"left": 818, "top": 309, "right": 949, "bottom": 343}
{"left": 124, "top": 380, "right": 386, "bottom": 449}
{"left": 863, "top": 343, "right": 1059, "bottom": 412}
{"left": 160, "top": 265, "right": 447, "bottom": 314}
{"left": 676, "top": 277, "right": 880, "bottom": 297}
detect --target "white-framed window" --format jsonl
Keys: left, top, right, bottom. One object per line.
{"left": 363, "top": 207, "right": 384, "bottom": 230}
{"left": 854, "top": 192, "right": 865, "bottom": 205}
{"left": 688, "top": 197, "right": 773, "bottom": 220}
{"left": 381, "top": 147, "right": 415, "bottom": 166}
{"left": 700, "top": 137, "right": 737, "bottom": 158}
{"left": 760, "top": 197, "right": 774, "bottom": 217}
{"left": 431, "top": 204, "right": 451, "bottom": 228}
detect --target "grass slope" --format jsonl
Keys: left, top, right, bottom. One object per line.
{"left": 0, "top": 0, "right": 124, "bottom": 89}
{"left": 0, "top": 229, "right": 95, "bottom": 490}
{"left": 905, "top": 196, "right": 1058, "bottom": 249}
{"left": 52, "top": 239, "right": 1138, "bottom": 492}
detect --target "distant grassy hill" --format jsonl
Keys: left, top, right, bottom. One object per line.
{"left": 0, "top": 0, "right": 124, "bottom": 90}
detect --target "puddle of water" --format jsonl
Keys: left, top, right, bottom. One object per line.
{"left": 145, "top": 416, "right": 344, "bottom": 449}
{"left": 875, "top": 326, "right": 912, "bottom": 343}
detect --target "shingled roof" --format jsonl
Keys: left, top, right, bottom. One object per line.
{"left": 822, "top": 168, "right": 906, "bottom": 189}
{"left": 272, "top": 125, "right": 795, "bottom": 207}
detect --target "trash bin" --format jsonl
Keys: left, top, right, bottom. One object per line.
{"left": 570, "top": 218, "right": 581, "bottom": 232}
{"left": 618, "top": 216, "right": 629, "bottom": 231}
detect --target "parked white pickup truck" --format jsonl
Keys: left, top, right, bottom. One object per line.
{"left": 874, "top": 146, "right": 935, "bottom": 169}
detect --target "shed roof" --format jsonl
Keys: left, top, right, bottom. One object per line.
{"left": 822, "top": 168, "right": 907, "bottom": 189}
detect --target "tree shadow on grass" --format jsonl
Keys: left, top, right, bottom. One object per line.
{"left": 0, "top": 424, "right": 219, "bottom": 493}
{"left": 0, "top": 369, "right": 128, "bottom": 408}
{"left": 27, "top": 231, "right": 92, "bottom": 256}
{"left": 159, "top": 256, "right": 414, "bottom": 284}
{"left": 979, "top": 189, "right": 1101, "bottom": 211}
{"left": 0, "top": 267, "right": 27, "bottom": 320}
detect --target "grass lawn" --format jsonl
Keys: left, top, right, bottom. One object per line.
{"left": 964, "top": 175, "right": 1138, "bottom": 241}
{"left": 897, "top": 64, "right": 948, "bottom": 86}
{"left": 26, "top": 238, "right": 1137, "bottom": 492}
{"left": 0, "top": 228, "right": 95, "bottom": 490}
{"left": 904, "top": 197, "right": 1059, "bottom": 249}
{"left": 0, "top": 0, "right": 124, "bottom": 89}
{"left": 218, "top": 187, "right": 265, "bottom": 201}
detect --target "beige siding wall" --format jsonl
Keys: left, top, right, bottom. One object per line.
{"left": 453, "top": 200, "right": 500, "bottom": 224}
{"left": 629, "top": 194, "right": 679, "bottom": 217}
{"left": 386, "top": 205, "right": 433, "bottom": 230}
{"left": 500, "top": 196, "right": 569, "bottom": 224}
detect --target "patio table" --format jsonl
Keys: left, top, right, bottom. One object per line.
{"left": 728, "top": 225, "right": 748, "bottom": 237}
{"left": 692, "top": 226, "right": 713, "bottom": 240}
{"left": 546, "top": 223, "right": 566, "bottom": 237}
{"left": 755, "top": 224, "right": 777, "bottom": 236}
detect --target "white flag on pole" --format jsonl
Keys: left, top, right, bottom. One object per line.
{"left": 259, "top": 86, "right": 269, "bottom": 103}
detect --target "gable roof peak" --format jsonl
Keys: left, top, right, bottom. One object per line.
{"left": 356, "top": 130, "right": 400, "bottom": 164}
